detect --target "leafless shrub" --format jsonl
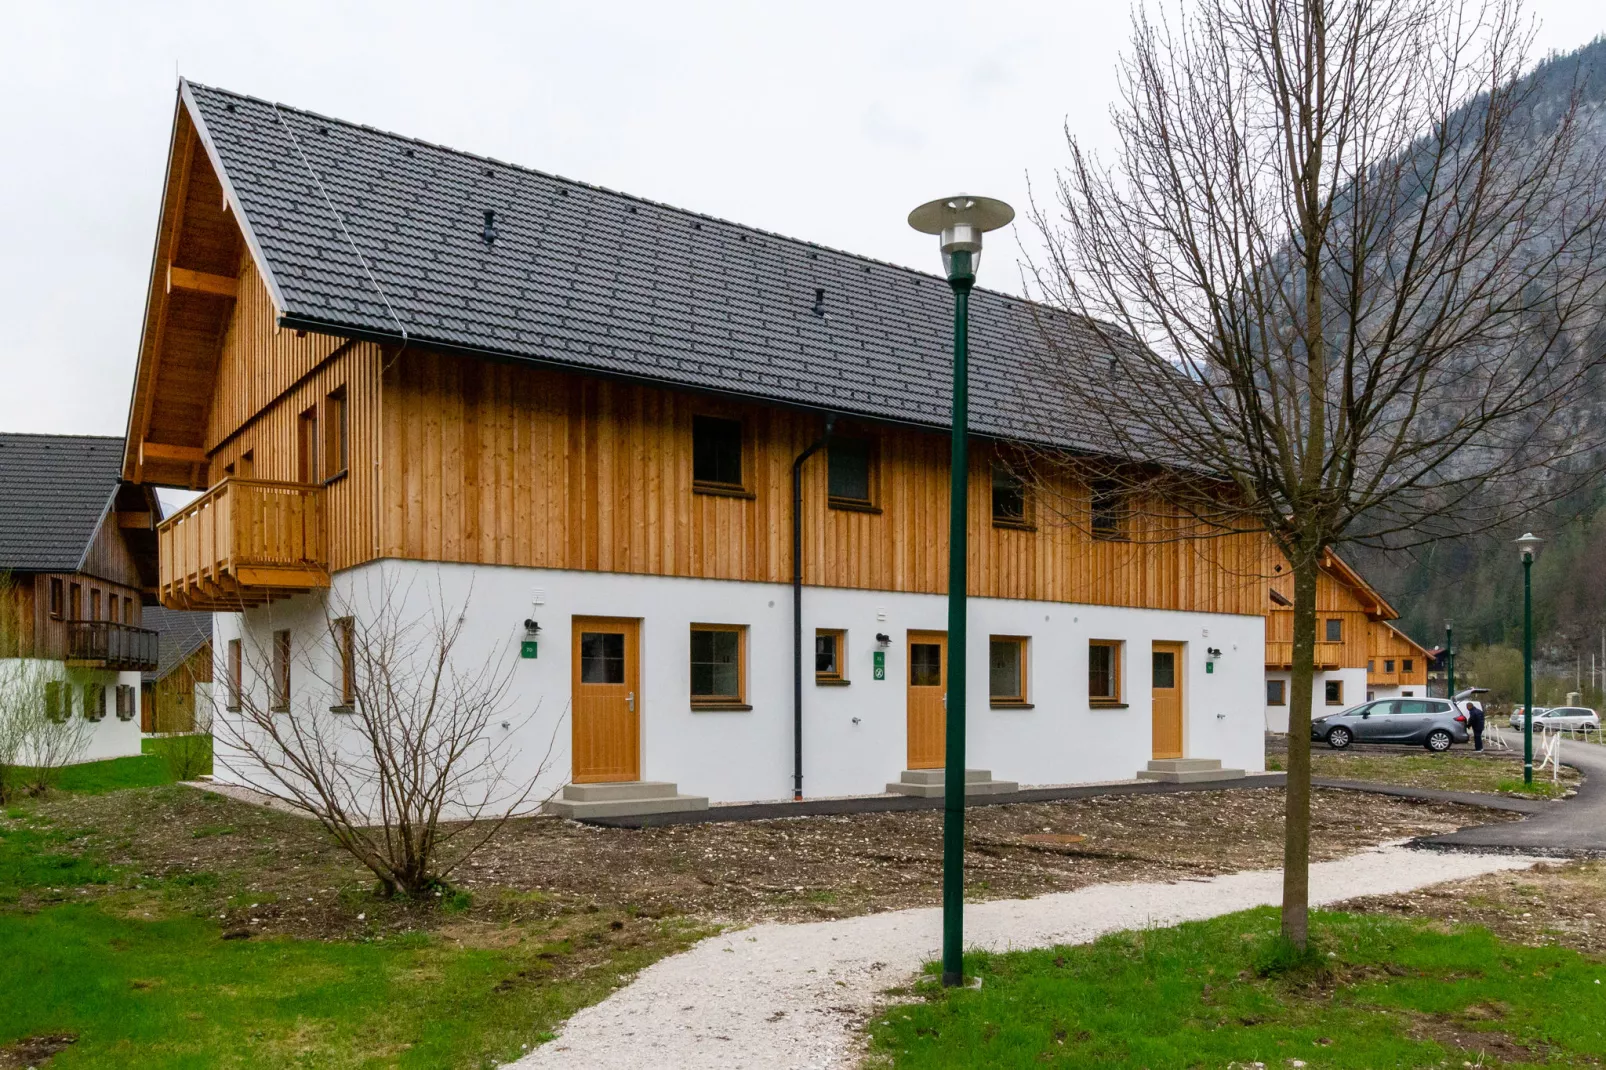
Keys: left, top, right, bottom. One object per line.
{"left": 213, "top": 576, "right": 558, "bottom": 898}
{"left": 0, "top": 572, "right": 90, "bottom": 800}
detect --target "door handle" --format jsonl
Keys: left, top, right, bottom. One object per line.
{"left": 627, "top": 692, "right": 635, "bottom": 712}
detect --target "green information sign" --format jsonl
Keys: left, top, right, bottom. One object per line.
{"left": 873, "top": 650, "right": 885, "bottom": 680}
{"left": 1205, "top": 660, "right": 1214, "bottom": 674}
{"left": 521, "top": 640, "right": 539, "bottom": 659}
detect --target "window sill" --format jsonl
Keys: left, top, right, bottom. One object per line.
{"left": 1088, "top": 699, "right": 1129, "bottom": 709}
{"left": 992, "top": 518, "right": 1037, "bottom": 532}
{"left": 693, "top": 482, "right": 756, "bottom": 500}
{"left": 828, "top": 498, "right": 882, "bottom": 515}
{"left": 1091, "top": 532, "right": 1130, "bottom": 542}
{"left": 990, "top": 700, "right": 1034, "bottom": 710}
{"left": 691, "top": 701, "right": 753, "bottom": 712}
{"left": 815, "top": 677, "right": 851, "bottom": 686}
{"left": 225, "top": 705, "right": 242, "bottom": 713}
{"left": 329, "top": 704, "right": 356, "bottom": 714}
{"left": 1267, "top": 703, "right": 1288, "bottom": 708}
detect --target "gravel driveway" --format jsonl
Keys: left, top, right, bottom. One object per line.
{"left": 505, "top": 844, "right": 1542, "bottom": 1070}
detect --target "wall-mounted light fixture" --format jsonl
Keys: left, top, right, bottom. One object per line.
{"left": 524, "top": 619, "right": 541, "bottom": 635}
{"left": 875, "top": 633, "right": 891, "bottom": 647}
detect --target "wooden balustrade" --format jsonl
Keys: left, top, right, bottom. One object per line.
{"left": 158, "top": 479, "right": 329, "bottom": 610}
{"left": 1264, "top": 641, "right": 1347, "bottom": 671}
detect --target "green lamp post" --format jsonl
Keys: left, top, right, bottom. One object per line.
{"left": 908, "top": 194, "right": 1014, "bottom": 989}
{"left": 1445, "top": 619, "right": 1454, "bottom": 698}
{"left": 1516, "top": 533, "right": 1542, "bottom": 784}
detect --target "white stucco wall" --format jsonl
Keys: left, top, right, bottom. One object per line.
{"left": 213, "top": 560, "right": 1267, "bottom": 806}
{"left": 3, "top": 659, "right": 144, "bottom": 763}
{"left": 1264, "top": 667, "right": 1368, "bottom": 733}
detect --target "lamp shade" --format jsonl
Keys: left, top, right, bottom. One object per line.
{"left": 908, "top": 195, "right": 1015, "bottom": 279}
{"left": 1515, "top": 532, "right": 1543, "bottom": 560}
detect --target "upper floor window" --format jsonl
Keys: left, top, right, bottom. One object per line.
{"left": 1403, "top": 658, "right": 1414, "bottom": 673}
{"left": 828, "top": 437, "right": 877, "bottom": 509}
{"left": 298, "top": 407, "right": 318, "bottom": 484}
{"left": 992, "top": 462, "right": 1032, "bottom": 529}
{"left": 1091, "top": 480, "right": 1127, "bottom": 540}
{"left": 1384, "top": 658, "right": 1395, "bottom": 674}
{"left": 692, "top": 416, "right": 745, "bottom": 493}
{"left": 324, "top": 387, "right": 349, "bottom": 481}
{"left": 1324, "top": 618, "right": 1343, "bottom": 643}
{"left": 69, "top": 583, "right": 82, "bottom": 621}
{"left": 48, "top": 578, "right": 63, "bottom": 620}
{"left": 90, "top": 589, "right": 101, "bottom": 621}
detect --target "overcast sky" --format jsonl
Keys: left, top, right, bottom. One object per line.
{"left": 0, "top": 0, "right": 1600, "bottom": 438}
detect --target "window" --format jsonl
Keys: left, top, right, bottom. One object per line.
{"left": 90, "top": 589, "right": 101, "bottom": 621}
{"left": 69, "top": 583, "right": 81, "bottom": 621}
{"left": 227, "top": 638, "right": 243, "bottom": 711}
{"left": 1368, "top": 659, "right": 1375, "bottom": 672}
{"left": 1324, "top": 618, "right": 1343, "bottom": 643}
{"left": 1089, "top": 640, "right": 1123, "bottom": 704}
{"left": 1325, "top": 679, "right": 1343, "bottom": 705}
{"left": 298, "top": 407, "right": 318, "bottom": 484}
{"left": 1384, "top": 659, "right": 1395, "bottom": 674}
{"left": 44, "top": 681, "right": 66, "bottom": 723}
{"left": 1267, "top": 679, "right": 1287, "bottom": 706}
{"left": 125, "top": 597, "right": 135, "bottom": 626}
{"left": 1403, "top": 658, "right": 1414, "bottom": 673}
{"left": 692, "top": 416, "right": 745, "bottom": 492}
{"left": 84, "top": 683, "right": 106, "bottom": 723}
{"left": 115, "top": 684, "right": 136, "bottom": 722}
{"left": 992, "top": 462, "right": 1031, "bottom": 528}
{"left": 815, "top": 629, "right": 846, "bottom": 683}
{"left": 1402, "top": 690, "right": 1415, "bottom": 697}
{"left": 989, "top": 637, "right": 1029, "bottom": 706}
{"left": 827, "top": 437, "right": 876, "bottom": 508}
{"left": 690, "top": 624, "right": 746, "bottom": 707}
{"left": 910, "top": 642, "right": 943, "bottom": 687}
{"left": 324, "top": 388, "right": 349, "bottom": 480}
{"left": 48, "top": 578, "right": 63, "bottom": 619}
{"left": 1152, "top": 649, "right": 1176, "bottom": 689}
{"left": 579, "top": 632, "right": 626, "bottom": 683}
{"left": 1090, "top": 480, "right": 1127, "bottom": 540}
{"left": 334, "top": 617, "right": 356, "bottom": 710}
{"left": 271, "top": 630, "right": 291, "bottom": 712}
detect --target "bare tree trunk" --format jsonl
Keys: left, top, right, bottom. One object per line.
{"left": 1282, "top": 548, "right": 1321, "bottom": 947}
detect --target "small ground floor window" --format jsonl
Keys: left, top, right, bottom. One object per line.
{"left": 1325, "top": 679, "right": 1344, "bottom": 705}
{"left": 989, "top": 636, "right": 1029, "bottom": 707}
{"left": 690, "top": 624, "right": 747, "bottom": 708}
{"left": 1266, "top": 679, "right": 1286, "bottom": 706}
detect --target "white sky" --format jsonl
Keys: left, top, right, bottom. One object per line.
{"left": 0, "top": 0, "right": 1600, "bottom": 437}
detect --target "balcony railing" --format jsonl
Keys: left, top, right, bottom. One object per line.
{"left": 1264, "top": 641, "right": 1347, "bottom": 671}
{"left": 158, "top": 478, "right": 329, "bottom": 610}
{"left": 66, "top": 620, "right": 159, "bottom": 672}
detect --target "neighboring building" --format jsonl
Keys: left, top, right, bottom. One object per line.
{"left": 1365, "top": 621, "right": 1431, "bottom": 701}
{"left": 123, "top": 82, "right": 1275, "bottom": 811}
{"left": 0, "top": 433, "right": 160, "bottom": 761}
{"left": 140, "top": 605, "right": 214, "bottom": 733}
{"left": 1263, "top": 551, "right": 1398, "bottom": 732}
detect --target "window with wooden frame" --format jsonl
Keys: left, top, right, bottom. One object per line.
{"left": 1266, "top": 679, "right": 1287, "bottom": 706}
{"left": 124, "top": 596, "right": 135, "bottom": 626}
{"left": 115, "top": 684, "right": 136, "bottom": 722}
{"left": 1324, "top": 618, "right": 1343, "bottom": 642}
{"left": 324, "top": 387, "right": 349, "bottom": 481}
{"left": 90, "top": 589, "right": 101, "bottom": 621}
{"left": 69, "top": 583, "right": 81, "bottom": 621}
{"left": 1368, "top": 659, "right": 1375, "bottom": 672}
{"left": 1384, "top": 658, "right": 1395, "bottom": 674}
{"left": 827, "top": 437, "right": 878, "bottom": 511}
{"left": 48, "top": 578, "right": 63, "bottom": 619}
{"left": 297, "top": 407, "right": 319, "bottom": 484}
{"left": 44, "top": 681, "right": 66, "bottom": 723}
{"left": 989, "top": 636, "right": 1030, "bottom": 707}
{"left": 271, "top": 630, "right": 291, "bottom": 712}
{"left": 227, "top": 638, "right": 243, "bottom": 711}
{"left": 333, "top": 617, "right": 356, "bottom": 710}
{"left": 1403, "top": 658, "right": 1414, "bottom": 673}
{"left": 1325, "top": 679, "right": 1344, "bottom": 705}
{"left": 991, "top": 461, "right": 1032, "bottom": 529}
{"left": 814, "top": 628, "right": 847, "bottom": 684}
{"left": 84, "top": 683, "right": 106, "bottom": 723}
{"left": 1088, "top": 640, "right": 1123, "bottom": 705}
{"left": 689, "top": 624, "right": 748, "bottom": 708}
{"left": 1090, "top": 480, "right": 1128, "bottom": 540}
{"left": 691, "top": 415, "right": 748, "bottom": 495}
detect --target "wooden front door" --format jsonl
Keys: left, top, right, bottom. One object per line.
{"left": 907, "top": 631, "right": 947, "bottom": 769}
{"left": 1151, "top": 641, "right": 1184, "bottom": 759}
{"left": 572, "top": 617, "right": 640, "bottom": 783}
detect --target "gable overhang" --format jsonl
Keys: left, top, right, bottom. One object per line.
{"left": 1320, "top": 549, "right": 1399, "bottom": 621}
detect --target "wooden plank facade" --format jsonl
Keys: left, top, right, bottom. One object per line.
{"left": 1368, "top": 621, "right": 1431, "bottom": 690}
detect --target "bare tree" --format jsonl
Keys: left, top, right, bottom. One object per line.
{"left": 214, "top": 577, "right": 557, "bottom": 897}
{"left": 1031, "top": 0, "right": 1606, "bottom": 946}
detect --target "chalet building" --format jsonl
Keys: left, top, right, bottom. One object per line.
{"left": 0, "top": 433, "right": 160, "bottom": 760}
{"left": 140, "top": 606, "right": 214, "bottom": 734}
{"left": 1262, "top": 551, "right": 1427, "bottom": 731}
{"left": 126, "top": 82, "right": 1274, "bottom": 811}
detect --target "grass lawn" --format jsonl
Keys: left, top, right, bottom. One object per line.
{"left": 12, "top": 735, "right": 213, "bottom": 796}
{"left": 865, "top": 908, "right": 1606, "bottom": 1069}
{"left": 1266, "top": 747, "right": 1579, "bottom": 799}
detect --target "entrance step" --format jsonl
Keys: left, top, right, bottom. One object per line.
{"left": 1136, "top": 758, "right": 1246, "bottom": 784}
{"left": 885, "top": 768, "right": 1019, "bottom": 798}
{"left": 544, "top": 781, "right": 710, "bottom": 819}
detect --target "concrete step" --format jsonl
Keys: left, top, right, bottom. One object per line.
{"left": 1145, "top": 758, "right": 1223, "bottom": 773}
{"left": 544, "top": 781, "right": 710, "bottom": 819}
{"left": 1137, "top": 759, "right": 1246, "bottom": 784}
{"left": 886, "top": 769, "right": 1020, "bottom": 798}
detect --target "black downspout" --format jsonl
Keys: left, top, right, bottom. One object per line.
{"left": 793, "top": 415, "right": 835, "bottom": 801}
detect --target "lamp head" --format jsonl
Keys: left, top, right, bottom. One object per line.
{"left": 1515, "top": 531, "right": 1543, "bottom": 562}
{"left": 908, "top": 195, "right": 1014, "bottom": 282}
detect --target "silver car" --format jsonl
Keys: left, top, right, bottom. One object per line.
{"left": 1508, "top": 706, "right": 1600, "bottom": 731}
{"left": 1312, "top": 697, "right": 1471, "bottom": 752}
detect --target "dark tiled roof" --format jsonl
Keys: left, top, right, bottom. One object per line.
{"left": 0, "top": 433, "right": 121, "bottom": 572}
{"left": 184, "top": 81, "right": 1135, "bottom": 454}
{"left": 140, "top": 605, "right": 213, "bottom": 683}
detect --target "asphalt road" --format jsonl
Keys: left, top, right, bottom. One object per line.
{"left": 1420, "top": 737, "right": 1606, "bottom": 856}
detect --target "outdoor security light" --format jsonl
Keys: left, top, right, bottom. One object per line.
{"left": 907, "top": 195, "right": 1015, "bottom": 281}
{"left": 1515, "top": 532, "right": 1543, "bottom": 561}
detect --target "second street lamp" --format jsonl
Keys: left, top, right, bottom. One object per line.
{"left": 1516, "top": 532, "right": 1542, "bottom": 784}
{"left": 1445, "top": 619, "right": 1454, "bottom": 698}
{"left": 908, "top": 194, "right": 1014, "bottom": 989}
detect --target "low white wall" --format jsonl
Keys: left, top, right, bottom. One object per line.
{"left": 213, "top": 561, "right": 1267, "bottom": 806}
{"left": 1264, "top": 667, "right": 1368, "bottom": 733}
{"left": 3, "top": 659, "right": 144, "bottom": 763}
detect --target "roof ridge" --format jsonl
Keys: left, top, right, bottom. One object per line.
{"left": 0, "top": 432, "right": 124, "bottom": 443}
{"left": 183, "top": 79, "right": 1043, "bottom": 308}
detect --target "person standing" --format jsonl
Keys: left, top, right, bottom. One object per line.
{"left": 1468, "top": 699, "right": 1486, "bottom": 752}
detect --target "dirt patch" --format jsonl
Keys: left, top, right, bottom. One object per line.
{"left": 1404, "top": 1008, "right": 1548, "bottom": 1064}
{"left": 0, "top": 1034, "right": 76, "bottom": 1068}
{"left": 1338, "top": 860, "right": 1606, "bottom": 956}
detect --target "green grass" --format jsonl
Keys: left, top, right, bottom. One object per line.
{"left": 11, "top": 735, "right": 213, "bottom": 796}
{"left": 1287, "top": 750, "right": 1579, "bottom": 798}
{"left": 866, "top": 908, "right": 1606, "bottom": 1068}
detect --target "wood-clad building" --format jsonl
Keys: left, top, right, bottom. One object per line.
{"left": 124, "top": 82, "right": 1279, "bottom": 807}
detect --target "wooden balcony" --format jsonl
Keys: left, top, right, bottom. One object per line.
{"left": 158, "top": 479, "right": 329, "bottom": 610}
{"left": 1265, "top": 641, "right": 1346, "bottom": 671}
{"left": 65, "top": 621, "right": 159, "bottom": 672}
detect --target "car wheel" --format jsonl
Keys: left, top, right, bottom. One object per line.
{"left": 1327, "top": 726, "right": 1352, "bottom": 750}
{"left": 1426, "top": 729, "right": 1453, "bottom": 752}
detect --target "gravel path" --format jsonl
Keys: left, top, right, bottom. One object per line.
{"left": 506, "top": 844, "right": 1542, "bottom": 1070}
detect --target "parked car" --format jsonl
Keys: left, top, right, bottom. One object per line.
{"left": 1508, "top": 706, "right": 1600, "bottom": 731}
{"left": 1312, "top": 697, "right": 1471, "bottom": 751}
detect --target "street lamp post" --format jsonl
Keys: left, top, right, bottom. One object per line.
{"left": 909, "top": 194, "right": 1014, "bottom": 989}
{"left": 1516, "top": 533, "right": 1542, "bottom": 784}
{"left": 1445, "top": 619, "right": 1454, "bottom": 698}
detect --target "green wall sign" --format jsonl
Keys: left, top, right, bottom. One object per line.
{"left": 521, "top": 640, "right": 539, "bottom": 659}
{"left": 873, "top": 650, "right": 885, "bottom": 680}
